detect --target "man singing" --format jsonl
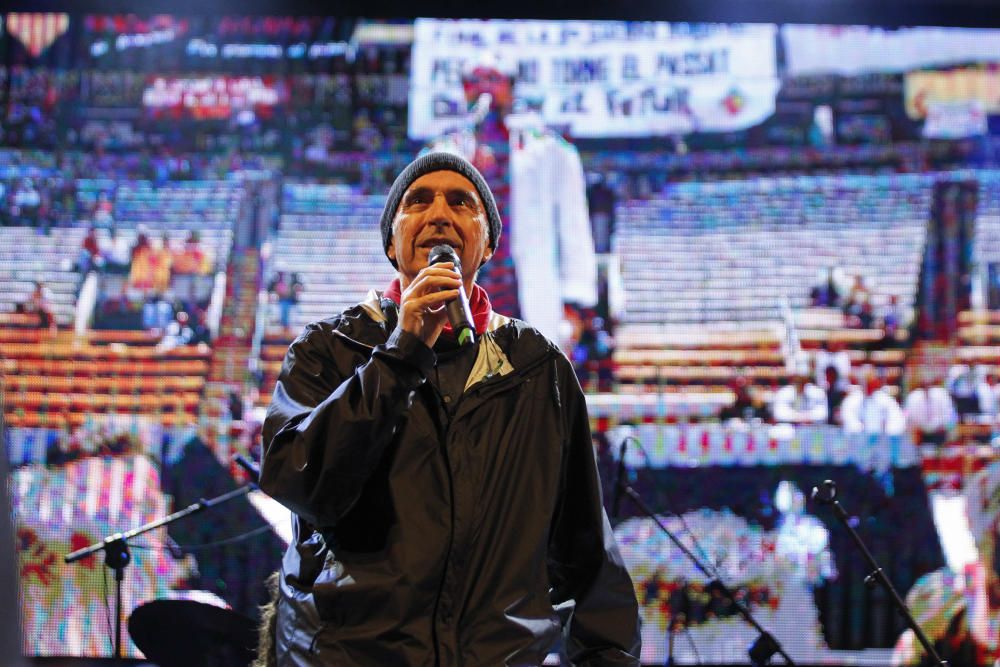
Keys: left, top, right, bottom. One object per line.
{"left": 260, "top": 151, "right": 640, "bottom": 666}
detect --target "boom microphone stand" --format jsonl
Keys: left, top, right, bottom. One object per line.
{"left": 811, "top": 480, "right": 947, "bottom": 667}
{"left": 64, "top": 476, "right": 257, "bottom": 660}
{"left": 616, "top": 479, "right": 796, "bottom": 666}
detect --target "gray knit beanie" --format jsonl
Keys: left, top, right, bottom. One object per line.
{"left": 380, "top": 151, "right": 502, "bottom": 268}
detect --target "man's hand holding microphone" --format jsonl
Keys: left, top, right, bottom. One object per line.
{"left": 398, "top": 245, "right": 475, "bottom": 349}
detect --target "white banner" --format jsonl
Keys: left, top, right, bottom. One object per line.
{"left": 409, "top": 20, "right": 779, "bottom": 139}
{"left": 783, "top": 24, "right": 1000, "bottom": 77}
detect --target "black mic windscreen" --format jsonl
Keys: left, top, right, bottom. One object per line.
{"left": 428, "top": 244, "right": 462, "bottom": 272}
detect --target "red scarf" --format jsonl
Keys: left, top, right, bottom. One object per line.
{"left": 383, "top": 278, "right": 493, "bottom": 335}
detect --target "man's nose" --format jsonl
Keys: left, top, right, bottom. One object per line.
{"left": 425, "top": 193, "right": 455, "bottom": 225}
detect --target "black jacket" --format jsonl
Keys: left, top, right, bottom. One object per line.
{"left": 261, "top": 292, "right": 641, "bottom": 666}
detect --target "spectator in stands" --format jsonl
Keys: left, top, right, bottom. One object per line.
{"left": 303, "top": 125, "right": 333, "bottom": 164}
{"left": 173, "top": 231, "right": 210, "bottom": 276}
{"left": 576, "top": 314, "right": 615, "bottom": 390}
{"left": 561, "top": 305, "right": 586, "bottom": 356}
{"left": 809, "top": 266, "right": 842, "bottom": 308}
{"left": 857, "top": 296, "right": 875, "bottom": 329}
{"left": 151, "top": 233, "right": 173, "bottom": 294}
{"left": 988, "top": 372, "right": 1000, "bottom": 421}
{"left": 131, "top": 227, "right": 150, "bottom": 262}
{"left": 93, "top": 191, "right": 114, "bottom": 228}
{"left": 268, "top": 271, "right": 295, "bottom": 331}
{"left": 824, "top": 366, "right": 849, "bottom": 426}
{"left": 975, "top": 367, "right": 998, "bottom": 419}
{"left": 142, "top": 293, "right": 173, "bottom": 332}
{"left": 20, "top": 281, "right": 56, "bottom": 334}
{"left": 291, "top": 271, "right": 305, "bottom": 305}
{"left": 102, "top": 228, "right": 131, "bottom": 275}
{"left": 814, "top": 339, "right": 851, "bottom": 390}
{"left": 53, "top": 176, "right": 76, "bottom": 227}
{"left": 719, "top": 377, "right": 772, "bottom": 424}
{"left": 947, "top": 364, "right": 980, "bottom": 420}
{"left": 840, "top": 375, "right": 906, "bottom": 437}
{"left": 841, "top": 374, "right": 906, "bottom": 492}
{"left": 11, "top": 178, "right": 40, "bottom": 227}
{"left": 129, "top": 229, "right": 154, "bottom": 291}
{"left": 772, "top": 368, "right": 828, "bottom": 425}
{"left": 190, "top": 305, "right": 210, "bottom": 345}
{"left": 158, "top": 310, "right": 195, "bottom": 351}
{"left": 172, "top": 231, "right": 211, "bottom": 305}
{"left": 903, "top": 376, "right": 957, "bottom": 448}
{"left": 843, "top": 275, "right": 873, "bottom": 328}
{"left": 45, "top": 433, "right": 83, "bottom": 467}
{"left": 353, "top": 108, "right": 385, "bottom": 152}
{"left": 227, "top": 390, "right": 244, "bottom": 422}
{"left": 879, "top": 294, "right": 907, "bottom": 348}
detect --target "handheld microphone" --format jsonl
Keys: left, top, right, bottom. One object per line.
{"left": 611, "top": 437, "right": 628, "bottom": 520}
{"left": 428, "top": 244, "right": 476, "bottom": 346}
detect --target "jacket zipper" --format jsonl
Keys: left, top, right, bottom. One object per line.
{"left": 423, "top": 350, "right": 558, "bottom": 662}
{"left": 330, "top": 328, "right": 377, "bottom": 351}
{"left": 429, "top": 381, "right": 456, "bottom": 667}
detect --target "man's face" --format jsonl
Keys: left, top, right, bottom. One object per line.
{"left": 463, "top": 66, "right": 513, "bottom": 111}
{"left": 387, "top": 170, "right": 492, "bottom": 288}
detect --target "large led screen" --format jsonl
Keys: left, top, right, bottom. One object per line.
{"left": 4, "top": 14, "right": 1000, "bottom": 665}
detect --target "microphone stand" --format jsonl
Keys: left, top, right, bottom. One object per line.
{"left": 63, "top": 476, "right": 258, "bottom": 661}
{"left": 666, "top": 614, "right": 677, "bottom": 667}
{"left": 619, "top": 482, "right": 796, "bottom": 666}
{"left": 811, "top": 480, "right": 947, "bottom": 667}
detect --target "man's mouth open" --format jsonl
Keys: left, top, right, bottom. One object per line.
{"left": 418, "top": 239, "right": 461, "bottom": 250}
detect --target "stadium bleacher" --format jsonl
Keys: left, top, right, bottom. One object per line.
{"left": 1, "top": 175, "right": 246, "bottom": 445}
{"left": 0, "top": 226, "right": 86, "bottom": 327}
{"left": 255, "top": 182, "right": 396, "bottom": 405}
{"left": 7, "top": 18, "right": 1000, "bottom": 662}
{"left": 609, "top": 173, "right": 936, "bottom": 409}
{"left": 1, "top": 331, "right": 209, "bottom": 429}
{"left": 78, "top": 178, "right": 238, "bottom": 274}
{"left": 271, "top": 182, "right": 394, "bottom": 327}
{"left": 614, "top": 173, "right": 931, "bottom": 325}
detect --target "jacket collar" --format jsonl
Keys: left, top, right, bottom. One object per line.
{"left": 359, "top": 289, "right": 515, "bottom": 389}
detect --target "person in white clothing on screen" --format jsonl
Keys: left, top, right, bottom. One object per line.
{"left": 772, "top": 369, "right": 828, "bottom": 425}
{"left": 841, "top": 375, "right": 906, "bottom": 475}
{"left": 841, "top": 376, "right": 906, "bottom": 437}
{"left": 903, "top": 375, "right": 957, "bottom": 448}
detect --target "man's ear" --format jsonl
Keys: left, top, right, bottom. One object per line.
{"left": 387, "top": 239, "right": 396, "bottom": 263}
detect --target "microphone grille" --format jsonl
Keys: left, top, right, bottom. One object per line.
{"left": 428, "top": 244, "right": 462, "bottom": 271}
